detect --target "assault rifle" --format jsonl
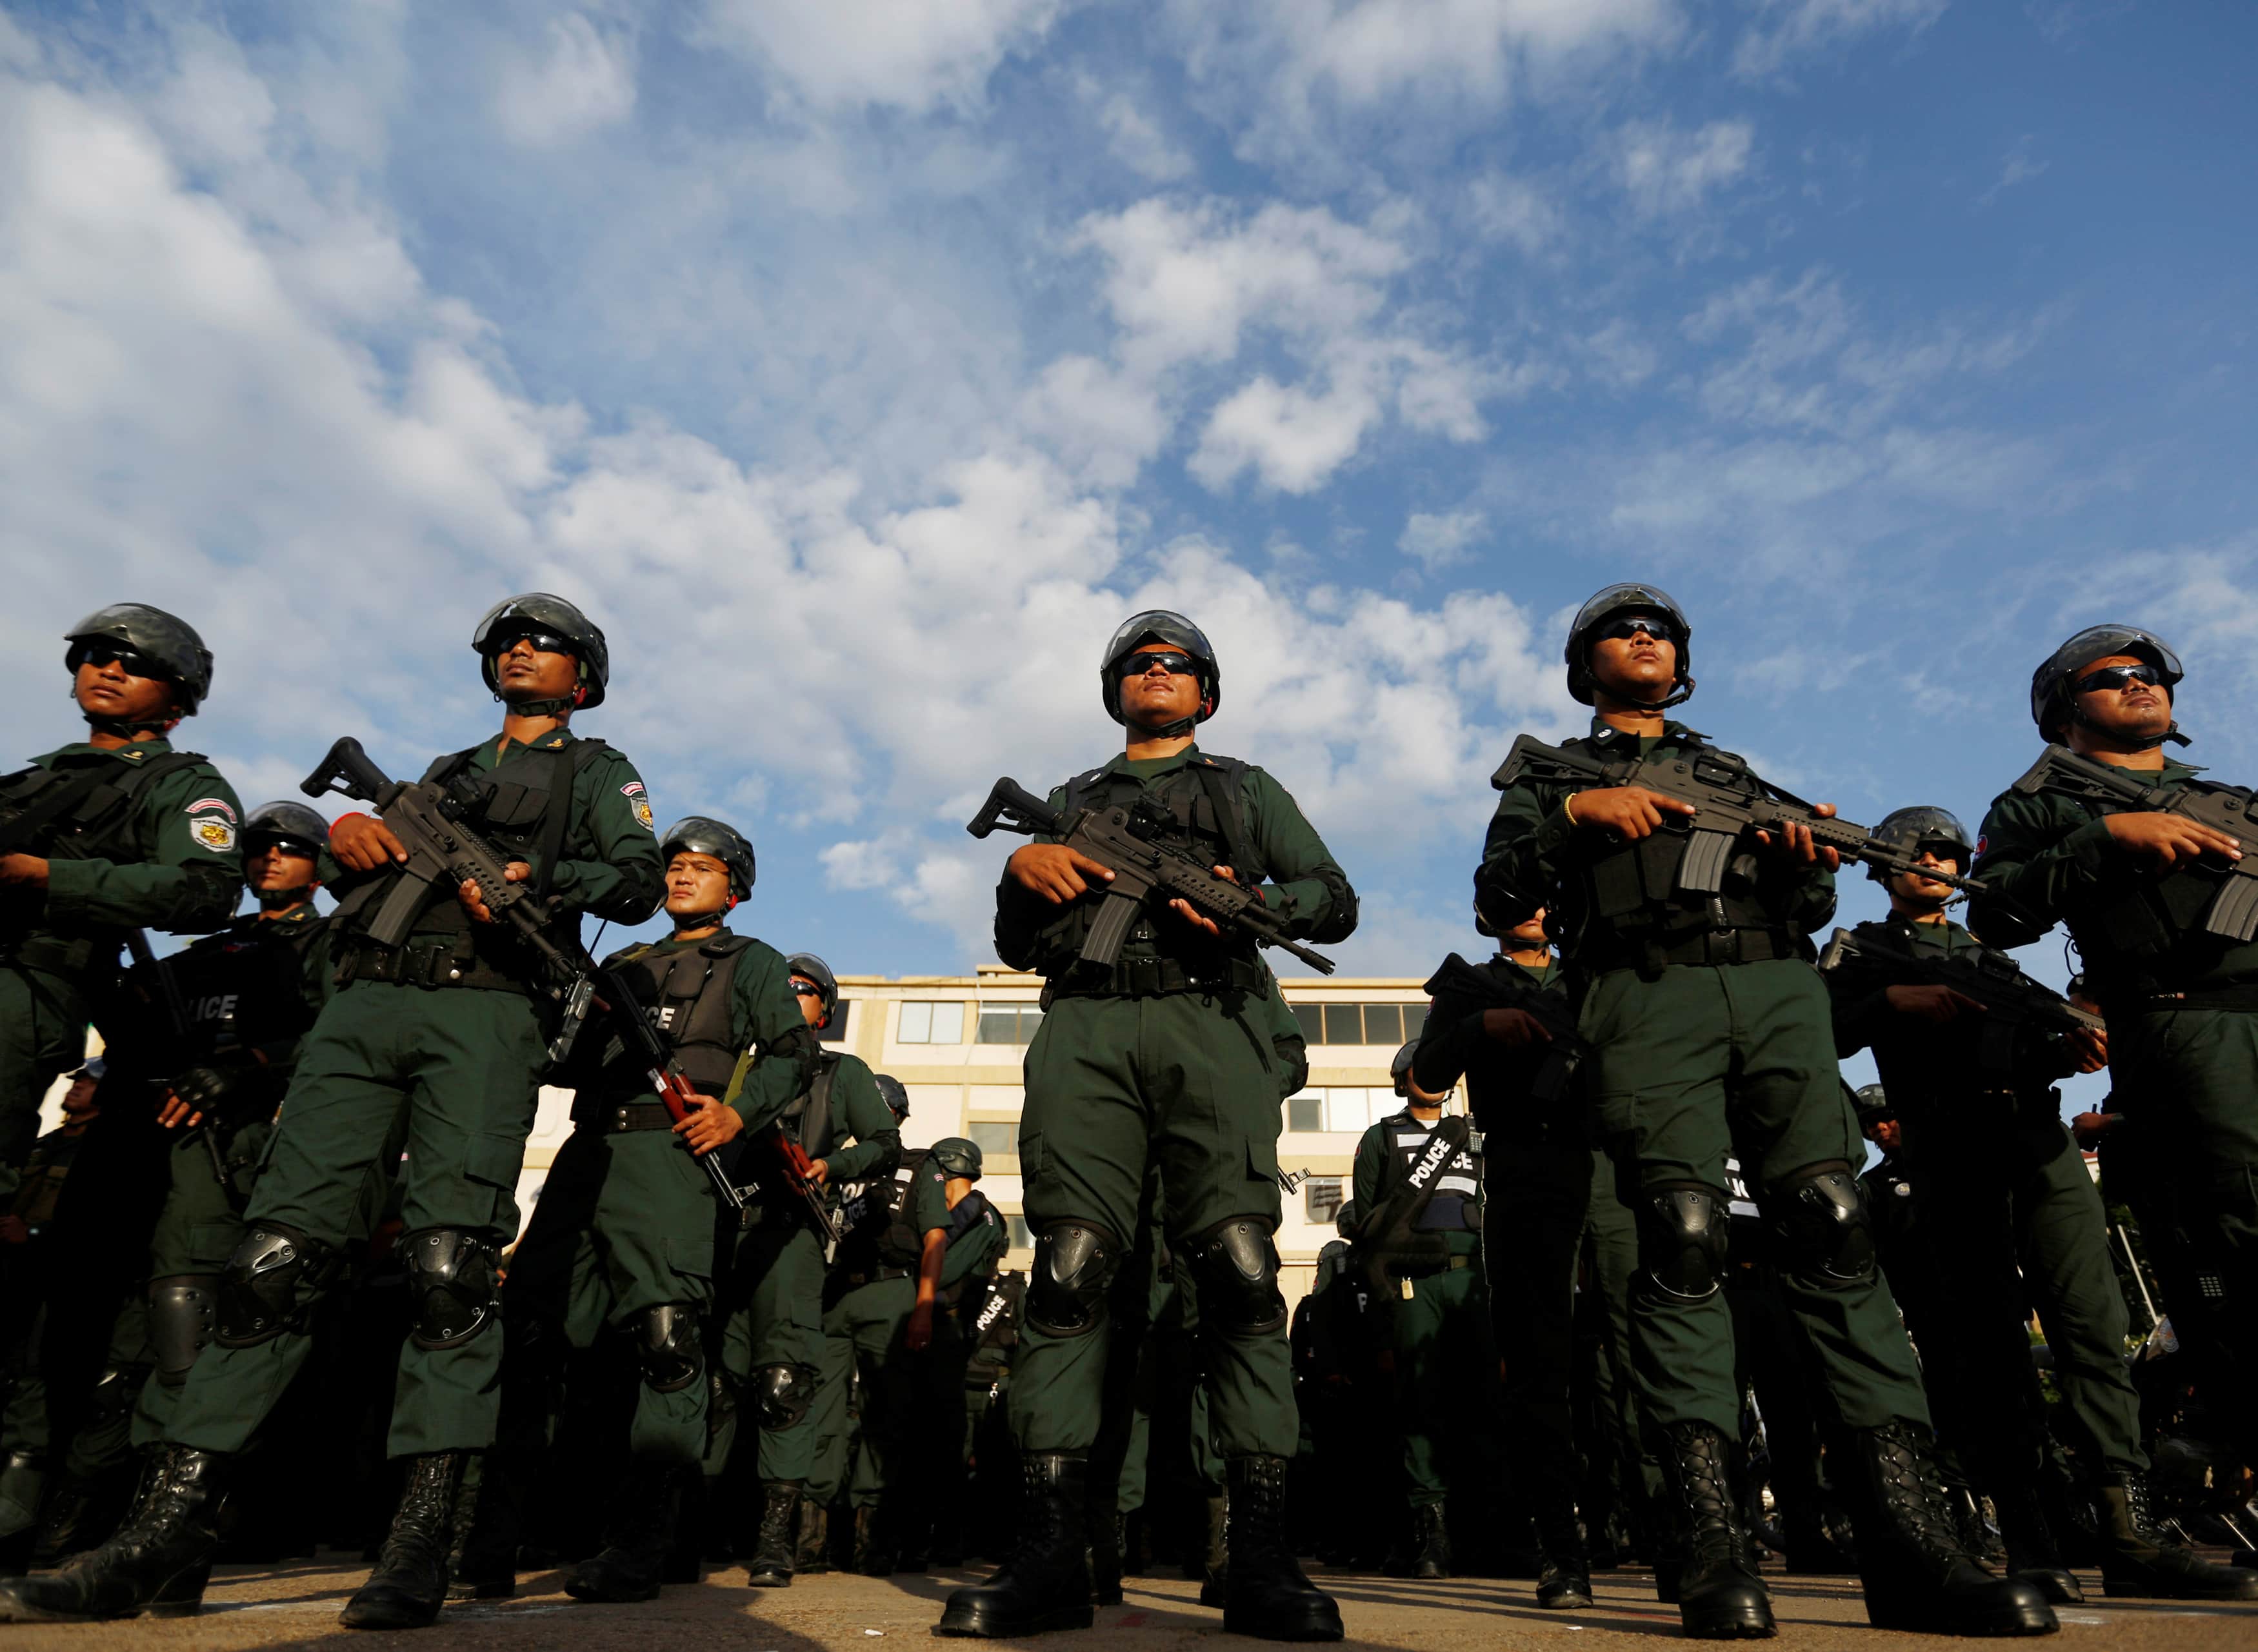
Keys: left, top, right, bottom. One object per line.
{"left": 302, "top": 738, "right": 748, "bottom": 1211}
{"left": 2009, "top": 743, "right": 2258, "bottom": 942}
{"left": 759, "top": 1126, "right": 843, "bottom": 1254}
{"left": 966, "top": 778, "right": 1336, "bottom": 975}
{"left": 1492, "top": 735, "right": 1988, "bottom": 899}
{"left": 1421, "top": 952, "right": 1587, "bottom": 1107}
{"left": 1817, "top": 924, "right": 2101, "bottom": 1075}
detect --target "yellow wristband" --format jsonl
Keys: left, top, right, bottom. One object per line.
{"left": 1563, "top": 792, "right": 1581, "bottom": 827}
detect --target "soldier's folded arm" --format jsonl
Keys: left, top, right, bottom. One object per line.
{"left": 1966, "top": 791, "right": 2112, "bottom": 948}
{"left": 41, "top": 767, "right": 245, "bottom": 933}
{"left": 1476, "top": 777, "right": 1566, "bottom": 925}
{"left": 1410, "top": 990, "right": 1478, "bottom": 1099}
{"left": 823, "top": 1058, "right": 902, "bottom": 1184}
{"left": 1244, "top": 766, "right": 1357, "bottom": 942}
{"left": 723, "top": 954, "right": 822, "bottom": 1132}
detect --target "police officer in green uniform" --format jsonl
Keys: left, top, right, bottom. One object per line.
{"left": 128, "top": 802, "right": 336, "bottom": 1449}
{"left": 940, "top": 611, "right": 1355, "bottom": 1643}
{"left": 799, "top": 1071, "right": 915, "bottom": 1576}
{"left": 1351, "top": 1042, "right": 1486, "bottom": 1581}
{"left": 1481, "top": 584, "right": 2053, "bottom": 1639}
{"left": 472, "top": 815, "right": 816, "bottom": 1604}
{"left": 1970, "top": 628, "right": 2258, "bottom": 1602}
{"left": 1, "top": 606, "right": 241, "bottom": 1200}
{"left": 0, "top": 593, "right": 663, "bottom": 1629}
{"left": 1413, "top": 899, "right": 1644, "bottom": 1609}
{"left": 716, "top": 951, "right": 900, "bottom": 1589}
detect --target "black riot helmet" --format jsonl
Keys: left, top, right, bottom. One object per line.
{"left": 873, "top": 1073, "right": 910, "bottom": 1122}
{"left": 1100, "top": 609, "right": 1220, "bottom": 735}
{"left": 1564, "top": 582, "right": 1694, "bottom": 710}
{"left": 930, "top": 1137, "right": 983, "bottom": 1180}
{"left": 241, "top": 801, "right": 330, "bottom": 860}
{"left": 660, "top": 815, "right": 756, "bottom": 902}
{"left": 2030, "top": 624, "right": 2186, "bottom": 750}
{"left": 1852, "top": 1082, "right": 1893, "bottom": 1128}
{"left": 1390, "top": 1039, "right": 1420, "bottom": 1099}
{"left": 786, "top": 951, "right": 839, "bottom": 1028}
{"left": 64, "top": 604, "right": 215, "bottom": 722}
{"left": 1866, "top": 806, "right": 1975, "bottom": 885}
{"left": 471, "top": 593, "right": 611, "bottom": 713}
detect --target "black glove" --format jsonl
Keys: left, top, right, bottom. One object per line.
{"left": 168, "top": 1062, "right": 244, "bottom": 1119}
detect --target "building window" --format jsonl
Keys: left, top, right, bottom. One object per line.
{"left": 1304, "top": 1177, "right": 1345, "bottom": 1225}
{"left": 1286, "top": 1002, "right": 1431, "bottom": 1045}
{"left": 968, "top": 1121, "right": 1017, "bottom": 1157}
{"left": 1007, "top": 1215, "right": 1032, "bottom": 1251}
{"left": 817, "top": 1000, "right": 852, "bottom": 1044}
{"left": 1281, "top": 1088, "right": 1399, "bottom": 1132}
{"left": 1286, "top": 1094, "right": 1324, "bottom": 1134}
{"left": 975, "top": 1006, "right": 1043, "bottom": 1045}
{"left": 897, "top": 1001, "right": 966, "bottom": 1044}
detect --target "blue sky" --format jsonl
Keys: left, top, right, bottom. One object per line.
{"left": 5, "top": 0, "right": 2255, "bottom": 1119}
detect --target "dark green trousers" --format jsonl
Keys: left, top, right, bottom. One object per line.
{"left": 501, "top": 1126, "right": 717, "bottom": 1467}
{"left": 1012, "top": 990, "right": 1294, "bottom": 1458}
{"left": 168, "top": 979, "right": 545, "bottom": 1458}
{"left": 717, "top": 1219, "right": 826, "bottom": 1482}
{"left": 808, "top": 1274, "right": 914, "bottom": 1507}
{"left": 1383, "top": 1255, "right": 1490, "bottom": 1506}
{"left": 0, "top": 965, "right": 90, "bottom": 1193}
{"left": 2104, "top": 1003, "right": 2258, "bottom": 1461}
{"left": 1580, "top": 960, "right": 1929, "bottom": 1437}
{"left": 132, "top": 1124, "right": 265, "bottom": 1447}
{"left": 1908, "top": 1115, "right": 2142, "bottom": 1484}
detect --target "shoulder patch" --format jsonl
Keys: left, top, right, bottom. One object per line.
{"left": 185, "top": 797, "right": 237, "bottom": 822}
{"left": 621, "top": 781, "right": 654, "bottom": 830}
{"left": 1975, "top": 835, "right": 1988, "bottom": 857}
{"left": 190, "top": 816, "right": 237, "bottom": 852}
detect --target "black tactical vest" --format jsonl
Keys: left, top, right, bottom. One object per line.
{"left": 775, "top": 1050, "right": 841, "bottom": 1161}
{"left": 1, "top": 750, "right": 212, "bottom": 968}
{"left": 332, "top": 738, "right": 607, "bottom": 951}
{"left": 1379, "top": 1112, "right": 1481, "bottom": 1233}
{"left": 1029, "top": 755, "right": 1264, "bottom": 973}
{"left": 154, "top": 915, "right": 328, "bottom": 1064}
{"left": 2049, "top": 786, "right": 2246, "bottom": 987}
{"left": 575, "top": 931, "right": 754, "bottom": 1113}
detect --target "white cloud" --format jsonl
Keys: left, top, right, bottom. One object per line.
{"left": 699, "top": 0, "right": 1066, "bottom": 114}
{"left": 1467, "top": 171, "right": 1563, "bottom": 255}
{"left": 494, "top": 14, "right": 637, "bottom": 148}
{"left": 1612, "top": 117, "right": 1755, "bottom": 218}
{"left": 1192, "top": 375, "right": 1379, "bottom": 493}
{"left": 1732, "top": 0, "right": 1950, "bottom": 80}
{"left": 1399, "top": 510, "right": 1487, "bottom": 570}
{"left": 1094, "top": 90, "right": 1192, "bottom": 181}
{"left": 1975, "top": 134, "right": 2048, "bottom": 207}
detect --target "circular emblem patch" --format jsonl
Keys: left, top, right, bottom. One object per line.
{"left": 194, "top": 817, "right": 238, "bottom": 851}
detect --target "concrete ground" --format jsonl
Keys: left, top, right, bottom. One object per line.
{"left": 3, "top": 1557, "right": 2254, "bottom": 1652}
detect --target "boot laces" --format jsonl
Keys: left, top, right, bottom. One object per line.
{"left": 1665, "top": 1426, "right": 1742, "bottom": 1564}
{"left": 1865, "top": 1425, "right": 1967, "bottom": 1566}
{"left": 375, "top": 1458, "right": 458, "bottom": 1572}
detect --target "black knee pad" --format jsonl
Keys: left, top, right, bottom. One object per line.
{"left": 755, "top": 1363, "right": 816, "bottom": 1430}
{"left": 1026, "top": 1220, "right": 1123, "bottom": 1338}
{"left": 1187, "top": 1215, "right": 1287, "bottom": 1337}
{"left": 83, "top": 1364, "right": 150, "bottom": 1426}
{"left": 634, "top": 1303, "right": 704, "bottom": 1394}
{"left": 146, "top": 1274, "right": 219, "bottom": 1386}
{"left": 1767, "top": 1162, "right": 1876, "bottom": 1289}
{"left": 402, "top": 1226, "right": 503, "bottom": 1350}
{"left": 1636, "top": 1185, "right": 1730, "bottom": 1302}
{"left": 215, "top": 1222, "right": 338, "bottom": 1348}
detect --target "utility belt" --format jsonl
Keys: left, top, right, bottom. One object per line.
{"left": 574, "top": 1099, "right": 676, "bottom": 1134}
{"left": 2101, "top": 979, "right": 2258, "bottom": 1016}
{"left": 1388, "top": 1254, "right": 1475, "bottom": 1280}
{"left": 0, "top": 932, "right": 110, "bottom": 983}
{"left": 1587, "top": 922, "right": 1798, "bottom": 975}
{"left": 338, "top": 936, "right": 527, "bottom": 993}
{"left": 841, "top": 1264, "right": 914, "bottom": 1288}
{"left": 1041, "top": 953, "right": 1268, "bottom": 1005}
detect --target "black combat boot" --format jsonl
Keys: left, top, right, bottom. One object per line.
{"left": 1533, "top": 1500, "right": 1594, "bottom": 1610}
{"left": 1222, "top": 1456, "right": 1342, "bottom": 1642}
{"left": 794, "top": 1497, "right": 832, "bottom": 1577}
{"left": 937, "top": 1453, "right": 1095, "bottom": 1637}
{"left": 746, "top": 1480, "right": 803, "bottom": 1588}
{"left": 2097, "top": 1471, "right": 2258, "bottom": 1600}
{"left": 566, "top": 1460, "right": 683, "bottom": 1603}
{"left": 1088, "top": 1498, "right": 1123, "bottom": 1605}
{"left": 852, "top": 1501, "right": 894, "bottom": 1577}
{"left": 340, "top": 1451, "right": 468, "bottom": 1630}
{"left": 1849, "top": 1424, "right": 2055, "bottom": 1635}
{"left": 1779, "top": 1506, "right": 1857, "bottom": 1575}
{"left": 0, "top": 1448, "right": 46, "bottom": 1577}
{"left": 1408, "top": 1502, "right": 1451, "bottom": 1581}
{"left": 1658, "top": 1423, "right": 1773, "bottom": 1639}
{"left": 1198, "top": 1490, "right": 1228, "bottom": 1606}
{"left": 1993, "top": 1485, "right": 2081, "bottom": 1606}
{"left": 0, "top": 1445, "right": 226, "bottom": 1622}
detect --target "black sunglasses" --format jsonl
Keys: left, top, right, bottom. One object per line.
{"left": 483, "top": 626, "right": 575, "bottom": 657}
{"left": 2073, "top": 662, "right": 2164, "bottom": 695}
{"left": 1121, "top": 650, "right": 1201, "bottom": 678}
{"left": 1596, "top": 616, "right": 1675, "bottom": 643}
{"left": 68, "top": 642, "right": 167, "bottom": 679}
{"left": 790, "top": 982, "right": 824, "bottom": 997}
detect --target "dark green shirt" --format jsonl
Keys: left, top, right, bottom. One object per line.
{"left": 1972, "top": 752, "right": 2258, "bottom": 993}
{"left": 1478, "top": 717, "right": 1836, "bottom": 965}
{"left": 809, "top": 1050, "right": 901, "bottom": 1193}
{"left": 909, "top": 1164, "right": 1008, "bottom": 1289}
{"left": 17, "top": 738, "right": 243, "bottom": 937}
{"left": 994, "top": 742, "right": 1353, "bottom": 974}
{"left": 430, "top": 727, "right": 661, "bottom": 928}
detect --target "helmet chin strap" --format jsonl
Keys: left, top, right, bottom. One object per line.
{"left": 495, "top": 691, "right": 578, "bottom": 719}
{"left": 2070, "top": 705, "right": 2190, "bottom": 750}
{"left": 77, "top": 691, "right": 181, "bottom": 739}
{"left": 256, "top": 886, "right": 314, "bottom": 912}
